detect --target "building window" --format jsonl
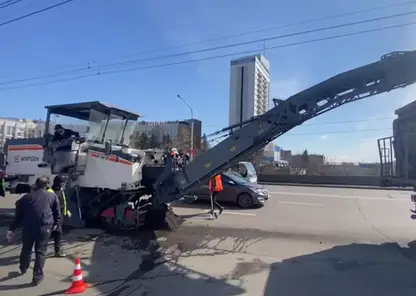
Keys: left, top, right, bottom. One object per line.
{"left": 27, "top": 129, "right": 36, "bottom": 138}
{"left": 6, "top": 126, "right": 14, "bottom": 138}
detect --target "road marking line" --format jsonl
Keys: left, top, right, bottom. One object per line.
{"left": 268, "top": 191, "right": 409, "bottom": 201}
{"left": 278, "top": 201, "right": 324, "bottom": 207}
{"left": 222, "top": 211, "right": 257, "bottom": 216}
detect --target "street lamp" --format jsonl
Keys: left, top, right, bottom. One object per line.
{"left": 176, "top": 94, "right": 194, "bottom": 161}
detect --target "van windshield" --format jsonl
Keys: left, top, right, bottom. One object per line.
{"left": 224, "top": 172, "right": 248, "bottom": 184}
{"left": 241, "top": 162, "right": 257, "bottom": 176}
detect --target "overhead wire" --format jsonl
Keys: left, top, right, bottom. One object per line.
{"left": 0, "top": 3, "right": 404, "bottom": 155}
{"left": 0, "top": 0, "right": 50, "bottom": 22}
{"left": 1, "top": 8, "right": 416, "bottom": 87}
{"left": 0, "top": 0, "right": 15, "bottom": 6}
{"left": 142, "top": 0, "right": 416, "bottom": 50}
{"left": 1, "top": 19, "right": 416, "bottom": 92}
{"left": 0, "top": 0, "right": 76, "bottom": 28}
{"left": 0, "top": 0, "right": 22, "bottom": 9}
{"left": 2, "top": 0, "right": 416, "bottom": 84}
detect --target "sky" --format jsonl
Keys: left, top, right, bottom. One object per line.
{"left": 1, "top": 0, "right": 416, "bottom": 162}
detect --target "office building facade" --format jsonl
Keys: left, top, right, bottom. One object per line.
{"left": 229, "top": 54, "right": 271, "bottom": 126}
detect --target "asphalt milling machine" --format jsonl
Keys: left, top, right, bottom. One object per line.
{"left": 5, "top": 50, "right": 416, "bottom": 231}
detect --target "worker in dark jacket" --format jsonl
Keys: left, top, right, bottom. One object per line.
{"left": 170, "top": 148, "right": 180, "bottom": 171}
{"left": 48, "top": 175, "right": 71, "bottom": 257}
{"left": 0, "top": 169, "right": 5, "bottom": 198}
{"left": 53, "top": 124, "right": 80, "bottom": 141}
{"left": 7, "top": 176, "right": 61, "bottom": 286}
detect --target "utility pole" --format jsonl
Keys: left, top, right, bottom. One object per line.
{"left": 176, "top": 95, "right": 194, "bottom": 161}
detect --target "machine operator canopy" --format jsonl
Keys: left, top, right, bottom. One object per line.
{"left": 44, "top": 101, "right": 141, "bottom": 121}
{"left": 44, "top": 101, "right": 141, "bottom": 146}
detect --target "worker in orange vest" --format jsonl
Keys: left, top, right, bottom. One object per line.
{"left": 208, "top": 174, "right": 224, "bottom": 219}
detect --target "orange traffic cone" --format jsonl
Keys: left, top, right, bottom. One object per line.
{"left": 66, "top": 257, "right": 88, "bottom": 294}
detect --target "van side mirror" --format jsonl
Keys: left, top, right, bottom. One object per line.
{"left": 105, "top": 140, "right": 112, "bottom": 155}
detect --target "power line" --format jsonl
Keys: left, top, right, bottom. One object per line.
{"left": 0, "top": 0, "right": 22, "bottom": 9}
{"left": 0, "top": 0, "right": 76, "bottom": 28}
{"left": 143, "top": 0, "right": 416, "bottom": 51}
{"left": 1, "top": 19, "right": 415, "bottom": 92}
{"left": 0, "top": 0, "right": 15, "bottom": 6}
{"left": 2, "top": 9, "right": 416, "bottom": 87}
{"left": 3, "top": 0, "right": 415, "bottom": 84}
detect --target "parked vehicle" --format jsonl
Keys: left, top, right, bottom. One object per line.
{"left": 187, "top": 171, "right": 269, "bottom": 208}
{"left": 230, "top": 161, "right": 258, "bottom": 183}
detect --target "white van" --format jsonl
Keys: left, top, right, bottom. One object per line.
{"left": 231, "top": 162, "right": 258, "bottom": 183}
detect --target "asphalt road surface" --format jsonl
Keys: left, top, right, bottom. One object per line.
{"left": 0, "top": 185, "right": 415, "bottom": 296}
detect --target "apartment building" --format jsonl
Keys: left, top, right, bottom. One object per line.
{"left": 0, "top": 118, "right": 45, "bottom": 150}
{"left": 229, "top": 54, "right": 271, "bottom": 126}
{"left": 229, "top": 54, "right": 273, "bottom": 157}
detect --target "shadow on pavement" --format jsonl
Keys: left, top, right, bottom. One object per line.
{"left": 0, "top": 272, "right": 32, "bottom": 290}
{"left": 263, "top": 242, "right": 416, "bottom": 296}
{"left": 3, "top": 201, "right": 416, "bottom": 295}
{"left": 0, "top": 200, "right": 245, "bottom": 295}
{"left": 0, "top": 208, "right": 15, "bottom": 227}
{"left": 172, "top": 199, "right": 262, "bottom": 211}
{"left": 39, "top": 225, "right": 249, "bottom": 296}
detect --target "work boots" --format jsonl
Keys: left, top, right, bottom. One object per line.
{"left": 54, "top": 250, "right": 66, "bottom": 258}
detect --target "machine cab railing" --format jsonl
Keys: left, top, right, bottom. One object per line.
{"left": 42, "top": 101, "right": 140, "bottom": 175}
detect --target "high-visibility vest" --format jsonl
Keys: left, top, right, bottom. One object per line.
{"left": 209, "top": 175, "right": 223, "bottom": 192}
{"left": 48, "top": 188, "right": 67, "bottom": 215}
{"left": 1, "top": 179, "right": 5, "bottom": 191}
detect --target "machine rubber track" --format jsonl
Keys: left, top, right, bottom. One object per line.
{"left": 143, "top": 204, "right": 183, "bottom": 231}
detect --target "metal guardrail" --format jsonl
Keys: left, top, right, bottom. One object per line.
{"left": 258, "top": 174, "right": 413, "bottom": 188}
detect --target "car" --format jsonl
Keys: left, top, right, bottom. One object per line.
{"left": 186, "top": 171, "right": 269, "bottom": 208}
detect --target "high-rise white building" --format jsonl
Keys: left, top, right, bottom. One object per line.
{"left": 229, "top": 54, "right": 270, "bottom": 126}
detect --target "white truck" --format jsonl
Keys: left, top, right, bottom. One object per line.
{"left": 5, "top": 138, "right": 49, "bottom": 194}
{"left": 230, "top": 161, "right": 258, "bottom": 183}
